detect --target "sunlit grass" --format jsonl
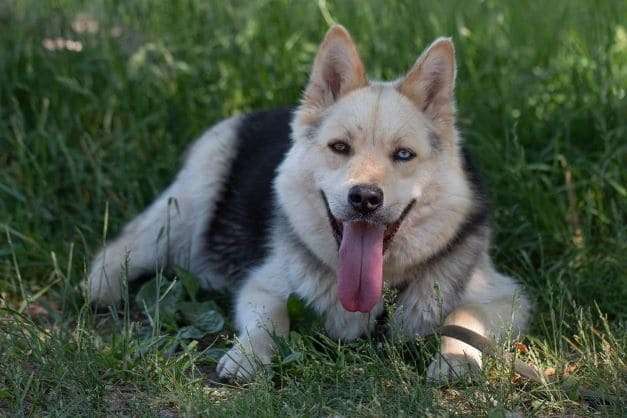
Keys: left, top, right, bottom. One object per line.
{"left": 1, "top": 0, "right": 625, "bottom": 415}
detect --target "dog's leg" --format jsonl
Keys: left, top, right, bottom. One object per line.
{"left": 217, "top": 256, "right": 290, "bottom": 381}
{"left": 87, "top": 186, "right": 187, "bottom": 305}
{"left": 426, "top": 298, "right": 524, "bottom": 382}
{"left": 88, "top": 117, "right": 241, "bottom": 305}
{"left": 427, "top": 269, "right": 530, "bottom": 383}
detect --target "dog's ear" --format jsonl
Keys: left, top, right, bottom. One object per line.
{"left": 301, "top": 25, "right": 368, "bottom": 116}
{"left": 398, "top": 38, "right": 456, "bottom": 130}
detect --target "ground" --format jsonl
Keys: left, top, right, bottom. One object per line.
{"left": 1, "top": 0, "right": 626, "bottom": 416}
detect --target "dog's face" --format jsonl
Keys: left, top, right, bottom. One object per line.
{"left": 313, "top": 87, "right": 434, "bottom": 243}
{"left": 277, "top": 26, "right": 471, "bottom": 313}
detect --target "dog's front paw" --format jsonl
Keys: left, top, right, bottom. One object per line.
{"left": 426, "top": 352, "right": 481, "bottom": 384}
{"left": 87, "top": 252, "right": 123, "bottom": 306}
{"left": 216, "top": 344, "right": 270, "bottom": 382}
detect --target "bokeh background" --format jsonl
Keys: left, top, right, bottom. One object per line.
{"left": 1, "top": 1, "right": 625, "bottom": 416}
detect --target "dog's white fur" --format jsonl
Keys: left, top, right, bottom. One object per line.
{"left": 88, "top": 25, "right": 530, "bottom": 383}
{"left": 89, "top": 116, "right": 242, "bottom": 304}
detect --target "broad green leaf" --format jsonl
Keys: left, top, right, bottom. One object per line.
{"left": 287, "top": 295, "right": 319, "bottom": 329}
{"left": 176, "top": 325, "right": 208, "bottom": 340}
{"left": 174, "top": 266, "right": 200, "bottom": 301}
{"left": 178, "top": 301, "right": 224, "bottom": 333}
{"left": 135, "top": 278, "right": 183, "bottom": 328}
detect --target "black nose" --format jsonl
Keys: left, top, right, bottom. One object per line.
{"left": 348, "top": 184, "right": 384, "bottom": 214}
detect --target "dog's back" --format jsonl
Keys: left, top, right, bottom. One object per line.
{"left": 204, "top": 108, "right": 293, "bottom": 282}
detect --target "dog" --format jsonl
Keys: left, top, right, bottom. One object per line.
{"left": 87, "top": 25, "right": 531, "bottom": 382}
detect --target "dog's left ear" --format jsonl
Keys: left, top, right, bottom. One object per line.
{"left": 301, "top": 25, "right": 368, "bottom": 118}
{"left": 399, "top": 38, "right": 456, "bottom": 130}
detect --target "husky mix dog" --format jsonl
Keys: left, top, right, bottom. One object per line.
{"left": 88, "top": 25, "right": 530, "bottom": 382}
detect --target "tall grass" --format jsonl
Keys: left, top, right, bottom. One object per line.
{"left": 1, "top": 0, "right": 625, "bottom": 415}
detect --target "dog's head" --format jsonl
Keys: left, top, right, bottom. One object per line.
{"left": 277, "top": 26, "right": 473, "bottom": 313}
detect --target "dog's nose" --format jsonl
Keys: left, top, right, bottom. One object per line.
{"left": 348, "top": 184, "right": 383, "bottom": 214}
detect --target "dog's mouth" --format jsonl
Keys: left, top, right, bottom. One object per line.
{"left": 321, "top": 192, "right": 415, "bottom": 253}
{"left": 321, "top": 191, "right": 415, "bottom": 313}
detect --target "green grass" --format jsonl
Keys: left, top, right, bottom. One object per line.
{"left": 1, "top": 0, "right": 626, "bottom": 416}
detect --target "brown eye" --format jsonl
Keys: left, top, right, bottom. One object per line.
{"left": 328, "top": 141, "right": 351, "bottom": 155}
{"left": 392, "top": 148, "right": 416, "bottom": 162}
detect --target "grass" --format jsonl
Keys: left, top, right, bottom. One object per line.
{"left": 1, "top": 0, "right": 626, "bottom": 415}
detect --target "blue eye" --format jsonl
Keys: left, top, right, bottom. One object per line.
{"left": 392, "top": 148, "right": 416, "bottom": 162}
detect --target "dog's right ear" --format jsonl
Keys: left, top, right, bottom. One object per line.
{"left": 300, "top": 25, "right": 368, "bottom": 120}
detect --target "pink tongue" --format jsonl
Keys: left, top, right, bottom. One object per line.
{"left": 338, "top": 221, "right": 385, "bottom": 313}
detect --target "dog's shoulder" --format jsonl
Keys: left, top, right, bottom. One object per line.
{"left": 203, "top": 107, "right": 296, "bottom": 281}
{"left": 237, "top": 107, "right": 295, "bottom": 150}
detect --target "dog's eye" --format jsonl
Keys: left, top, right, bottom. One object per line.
{"left": 392, "top": 148, "right": 416, "bottom": 162}
{"left": 328, "top": 141, "right": 351, "bottom": 155}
